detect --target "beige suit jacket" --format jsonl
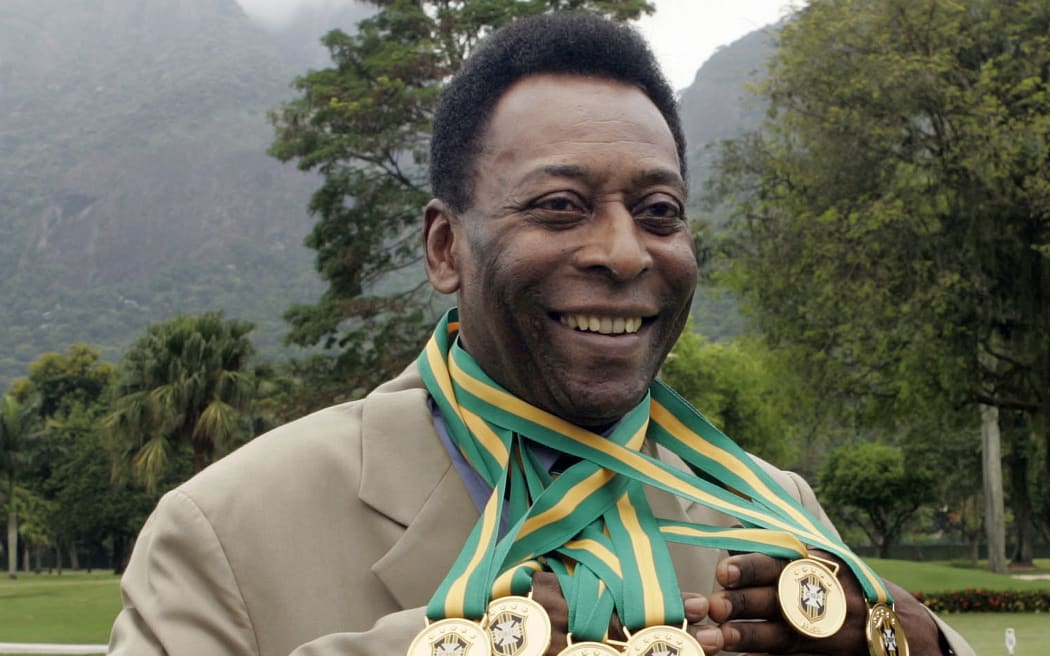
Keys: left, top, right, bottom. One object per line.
{"left": 109, "top": 364, "right": 971, "bottom": 655}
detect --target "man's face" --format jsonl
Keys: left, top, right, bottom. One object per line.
{"left": 426, "top": 74, "right": 697, "bottom": 428}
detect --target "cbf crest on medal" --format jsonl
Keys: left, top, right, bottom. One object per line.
{"left": 800, "top": 573, "right": 827, "bottom": 621}
{"left": 639, "top": 641, "right": 678, "bottom": 656}
{"left": 436, "top": 634, "right": 471, "bottom": 656}
{"left": 406, "top": 618, "right": 491, "bottom": 656}
{"left": 490, "top": 610, "right": 525, "bottom": 656}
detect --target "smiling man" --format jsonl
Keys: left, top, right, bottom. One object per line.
{"left": 424, "top": 73, "right": 696, "bottom": 430}
{"left": 110, "top": 12, "right": 972, "bottom": 656}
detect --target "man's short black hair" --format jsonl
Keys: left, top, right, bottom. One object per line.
{"left": 430, "top": 12, "right": 686, "bottom": 212}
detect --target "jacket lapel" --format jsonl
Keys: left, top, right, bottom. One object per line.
{"left": 358, "top": 365, "right": 479, "bottom": 610}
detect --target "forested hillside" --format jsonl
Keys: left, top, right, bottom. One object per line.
{"left": 0, "top": 0, "right": 370, "bottom": 383}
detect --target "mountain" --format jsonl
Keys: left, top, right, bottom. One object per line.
{"left": 0, "top": 0, "right": 370, "bottom": 383}
{"left": 0, "top": 0, "right": 776, "bottom": 384}
{"left": 679, "top": 26, "right": 776, "bottom": 339}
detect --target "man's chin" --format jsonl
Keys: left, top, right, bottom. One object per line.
{"left": 548, "top": 385, "right": 649, "bottom": 431}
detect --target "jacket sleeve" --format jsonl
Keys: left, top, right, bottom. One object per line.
{"left": 108, "top": 489, "right": 424, "bottom": 656}
{"left": 108, "top": 490, "right": 259, "bottom": 655}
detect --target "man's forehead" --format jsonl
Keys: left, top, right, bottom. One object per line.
{"left": 477, "top": 75, "right": 681, "bottom": 173}
{"left": 515, "top": 163, "right": 685, "bottom": 194}
{"left": 491, "top": 72, "right": 651, "bottom": 116}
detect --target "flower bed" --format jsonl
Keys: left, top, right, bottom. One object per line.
{"left": 915, "top": 589, "right": 1050, "bottom": 613}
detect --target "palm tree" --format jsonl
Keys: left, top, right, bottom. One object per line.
{"left": 107, "top": 312, "right": 256, "bottom": 494}
{"left": 0, "top": 394, "right": 40, "bottom": 578}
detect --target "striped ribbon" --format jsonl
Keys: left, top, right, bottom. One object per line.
{"left": 418, "top": 309, "right": 891, "bottom": 630}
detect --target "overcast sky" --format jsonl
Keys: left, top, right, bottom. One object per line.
{"left": 235, "top": 0, "right": 802, "bottom": 90}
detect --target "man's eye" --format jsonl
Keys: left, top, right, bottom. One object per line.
{"left": 534, "top": 195, "right": 584, "bottom": 213}
{"left": 642, "top": 201, "right": 682, "bottom": 218}
{"left": 636, "top": 195, "right": 684, "bottom": 221}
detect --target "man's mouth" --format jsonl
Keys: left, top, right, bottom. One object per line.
{"left": 558, "top": 314, "right": 644, "bottom": 335}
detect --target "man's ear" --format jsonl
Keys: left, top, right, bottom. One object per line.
{"left": 423, "top": 199, "right": 462, "bottom": 294}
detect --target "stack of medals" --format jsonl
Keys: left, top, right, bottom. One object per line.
{"left": 409, "top": 310, "right": 909, "bottom": 656}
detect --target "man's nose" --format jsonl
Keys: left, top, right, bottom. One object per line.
{"left": 572, "top": 204, "right": 653, "bottom": 281}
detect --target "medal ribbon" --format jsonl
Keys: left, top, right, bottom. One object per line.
{"left": 648, "top": 383, "right": 891, "bottom": 603}
{"left": 418, "top": 309, "right": 891, "bottom": 628}
{"left": 452, "top": 350, "right": 891, "bottom": 604}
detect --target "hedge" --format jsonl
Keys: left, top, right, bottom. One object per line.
{"left": 915, "top": 589, "right": 1050, "bottom": 613}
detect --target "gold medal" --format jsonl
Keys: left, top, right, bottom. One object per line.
{"left": 623, "top": 625, "right": 705, "bottom": 656}
{"left": 407, "top": 618, "right": 492, "bottom": 656}
{"left": 777, "top": 558, "right": 848, "bottom": 638}
{"left": 486, "top": 595, "right": 553, "bottom": 656}
{"left": 866, "top": 603, "right": 909, "bottom": 656}
{"left": 557, "top": 641, "right": 623, "bottom": 656}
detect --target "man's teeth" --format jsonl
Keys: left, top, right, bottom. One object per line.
{"left": 559, "top": 315, "right": 643, "bottom": 334}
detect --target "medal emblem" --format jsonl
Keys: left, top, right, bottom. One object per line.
{"left": 777, "top": 558, "right": 847, "bottom": 638}
{"left": 866, "top": 603, "right": 909, "bottom": 656}
{"left": 486, "top": 595, "right": 552, "bottom": 656}
{"left": 623, "top": 625, "right": 704, "bottom": 656}
{"left": 407, "top": 618, "right": 492, "bottom": 656}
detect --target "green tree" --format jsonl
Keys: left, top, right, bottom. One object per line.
{"left": 11, "top": 487, "right": 55, "bottom": 574}
{"left": 49, "top": 405, "right": 152, "bottom": 573}
{"left": 0, "top": 393, "right": 41, "bottom": 578}
{"left": 662, "top": 327, "right": 794, "bottom": 465}
{"left": 713, "top": 0, "right": 1050, "bottom": 570}
{"left": 107, "top": 312, "right": 256, "bottom": 494}
{"left": 818, "top": 441, "right": 936, "bottom": 558}
{"left": 12, "top": 344, "right": 149, "bottom": 571}
{"left": 23, "top": 344, "right": 115, "bottom": 419}
{"left": 269, "top": 0, "right": 653, "bottom": 402}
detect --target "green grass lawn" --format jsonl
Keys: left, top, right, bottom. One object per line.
{"left": 869, "top": 558, "right": 1050, "bottom": 654}
{"left": 0, "top": 571, "right": 120, "bottom": 643}
{"left": 939, "top": 612, "right": 1049, "bottom": 655}
{"left": 1, "top": 561, "right": 1047, "bottom": 652}
{"left": 869, "top": 557, "right": 1050, "bottom": 593}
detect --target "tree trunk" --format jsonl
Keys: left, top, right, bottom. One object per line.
{"left": 981, "top": 403, "right": 1008, "bottom": 573}
{"left": 53, "top": 542, "right": 62, "bottom": 575}
{"left": 878, "top": 538, "right": 892, "bottom": 560}
{"left": 1008, "top": 436, "right": 1035, "bottom": 567}
{"left": 68, "top": 542, "right": 80, "bottom": 571}
{"left": 6, "top": 508, "right": 16, "bottom": 579}
{"left": 21, "top": 543, "right": 29, "bottom": 573}
{"left": 112, "top": 532, "right": 130, "bottom": 575}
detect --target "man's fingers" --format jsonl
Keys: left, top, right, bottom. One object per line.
{"left": 682, "top": 592, "right": 709, "bottom": 623}
{"left": 689, "top": 625, "right": 725, "bottom": 655}
{"left": 708, "top": 586, "right": 780, "bottom": 623}
{"left": 720, "top": 619, "right": 802, "bottom": 654}
{"left": 721, "top": 618, "right": 868, "bottom": 655}
{"left": 716, "top": 553, "right": 786, "bottom": 589}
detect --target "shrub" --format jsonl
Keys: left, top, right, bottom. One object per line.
{"left": 915, "top": 589, "right": 1050, "bottom": 613}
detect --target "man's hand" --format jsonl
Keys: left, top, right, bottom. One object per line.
{"left": 706, "top": 552, "right": 945, "bottom": 655}
{"left": 684, "top": 593, "right": 726, "bottom": 654}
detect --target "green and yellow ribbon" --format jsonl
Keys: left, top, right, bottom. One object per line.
{"left": 418, "top": 308, "right": 892, "bottom": 632}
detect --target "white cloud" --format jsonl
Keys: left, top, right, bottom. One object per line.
{"left": 236, "top": 0, "right": 360, "bottom": 28}
{"left": 636, "top": 0, "right": 802, "bottom": 90}
{"left": 234, "top": 0, "right": 802, "bottom": 88}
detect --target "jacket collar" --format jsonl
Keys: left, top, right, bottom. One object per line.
{"left": 358, "top": 363, "right": 479, "bottom": 610}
